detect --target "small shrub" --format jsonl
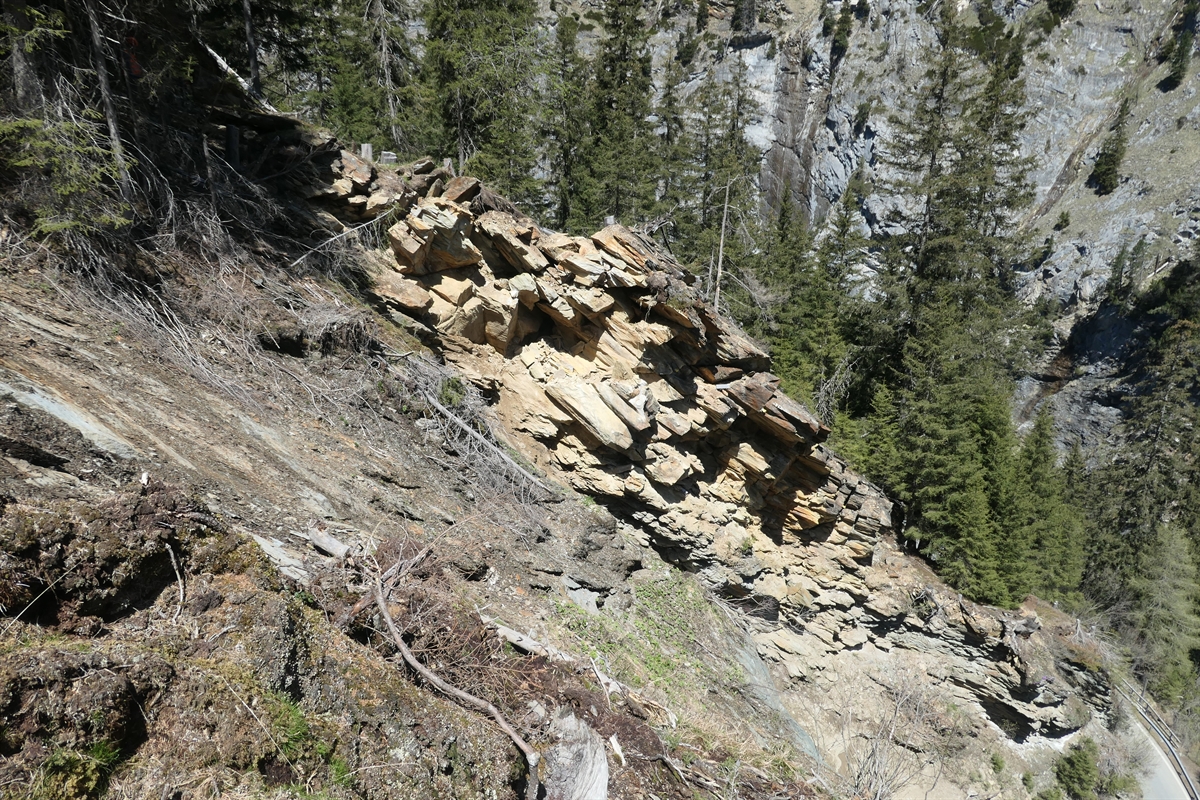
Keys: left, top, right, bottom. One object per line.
{"left": 1089, "top": 101, "right": 1131, "bottom": 195}
{"left": 677, "top": 31, "right": 699, "bottom": 65}
{"left": 268, "top": 694, "right": 310, "bottom": 759}
{"left": 31, "top": 746, "right": 117, "bottom": 800}
{"left": 1054, "top": 737, "right": 1099, "bottom": 800}
{"left": 1047, "top": 0, "right": 1077, "bottom": 21}
{"left": 1168, "top": 30, "right": 1194, "bottom": 88}
{"left": 831, "top": 1, "right": 854, "bottom": 62}
{"left": 991, "top": 752, "right": 1005, "bottom": 773}
{"left": 438, "top": 376, "right": 466, "bottom": 408}
{"left": 0, "top": 117, "right": 132, "bottom": 236}
{"left": 853, "top": 101, "right": 872, "bottom": 134}
{"left": 1053, "top": 211, "right": 1071, "bottom": 231}
{"left": 1023, "top": 771, "right": 1036, "bottom": 791}
{"left": 331, "top": 757, "right": 353, "bottom": 787}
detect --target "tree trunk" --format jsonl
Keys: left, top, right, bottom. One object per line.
{"left": 712, "top": 180, "right": 731, "bottom": 312}
{"left": 241, "top": 0, "right": 261, "bottom": 94}
{"left": 5, "top": 0, "right": 39, "bottom": 110}
{"left": 369, "top": 0, "right": 402, "bottom": 146}
{"left": 82, "top": 0, "right": 132, "bottom": 203}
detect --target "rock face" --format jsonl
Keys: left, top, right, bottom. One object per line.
{"left": 350, "top": 171, "right": 1112, "bottom": 745}
{"left": 373, "top": 192, "right": 889, "bottom": 617}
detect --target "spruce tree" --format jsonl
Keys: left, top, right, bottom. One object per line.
{"left": 1082, "top": 318, "right": 1200, "bottom": 693}
{"left": 1127, "top": 524, "right": 1200, "bottom": 698}
{"left": 364, "top": 0, "right": 423, "bottom": 152}
{"left": 830, "top": 0, "right": 855, "bottom": 66}
{"left": 1016, "top": 407, "right": 1085, "bottom": 603}
{"left": 1089, "top": 100, "right": 1130, "bottom": 195}
{"left": 546, "top": 15, "right": 590, "bottom": 231}
{"left": 761, "top": 187, "right": 861, "bottom": 415}
{"left": 584, "top": 0, "right": 656, "bottom": 225}
{"left": 655, "top": 58, "right": 698, "bottom": 245}
{"left": 421, "top": 0, "right": 542, "bottom": 201}
{"left": 1168, "top": 29, "right": 1193, "bottom": 88}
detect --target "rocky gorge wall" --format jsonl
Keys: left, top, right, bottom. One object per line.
{"left": 631, "top": 0, "right": 1200, "bottom": 449}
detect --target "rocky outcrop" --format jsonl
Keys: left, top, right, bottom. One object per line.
{"left": 325, "top": 161, "right": 1113, "bottom": 745}
{"left": 369, "top": 188, "right": 890, "bottom": 618}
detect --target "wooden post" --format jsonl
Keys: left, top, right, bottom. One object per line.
{"left": 225, "top": 124, "right": 241, "bottom": 172}
{"left": 82, "top": 0, "right": 132, "bottom": 203}
{"left": 5, "top": 0, "right": 38, "bottom": 110}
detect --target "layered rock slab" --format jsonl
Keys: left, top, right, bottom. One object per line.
{"left": 360, "top": 179, "right": 1110, "bottom": 746}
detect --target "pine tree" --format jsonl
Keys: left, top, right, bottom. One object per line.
{"left": 421, "top": 0, "right": 542, "bottom": 200}
{"left": 584, "top": 0, "right": 656, "bottom": 225}
{"left": 830, "top": 0, "right": 855, "bottom": 66}
{"left": 545, "top": 14, "right": 590, "bottom": 230}
{"left": 364, "top": 0, "right": 422, "bottom": 151}
{"left": 886, "top": 303, "right": 1017, "bottom": 606}
{"left": 1089, "top": 100, "right": 1130, "bottom": 195}
{"left": 884, "top": 0, "right": 975, "bottom": 283}
{"left": 655, "top": 58, "right": 698, "bottom": 243}
{"left": 762, "top": 187, "right": 861, "bottom": 413}
{"left": 306, "top": 6, "right": 391, "bottom": 147}
{"left": 959, "top": 30, "right": 1034, "bottom": 241}
{"left": 1168, "top": 29, "right": 1193, "bottom": 88}
{"left": 682, "top": 58, "right": 762, "bottom": 269}
{"left": 1126, "top": 524, "right": 1200, "bottom": 697}
{"left": 1081, "top": 318, "right": 1200, "bottom": 693}
{"left": 1016, "top": 407, "right": 1085, "bottom": 603}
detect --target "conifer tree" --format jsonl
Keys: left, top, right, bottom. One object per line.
{"left": 763, "top": 187, "right": 860, "bottom": 413}
{"left": 546, "top": 14, "right": 590, "bottom": 230}
{"left": 421, "top": 0, "right": 542, "bottom": 201}
{"left": 1089, "top": 100, "right": 1130, "bottom": 195}
{"left": 1126, "top": 524, "right": 1200, "bottom": 696}
{"left": 305, "top": 6, "right": 391, "bottom": 147}
{"left": 1081, "top": 317, "right": 1200, "bottom": 693}
{"left": 1017, "top": 407, "right": 1085, "bottom": 603}
{"left": 827, "top": 0, "right": 1049, "bottom": 607}
{"left": 365, "top": 0, "right": 422, "bottom": 151}
{"left": 585, "top": 0, "right": 656, "bottom": 225}
{"left": 655, "top": 58, "right": 698, "bottom": 244}
{"left": 830, "top": 0, "right": 855, "bottom": 66}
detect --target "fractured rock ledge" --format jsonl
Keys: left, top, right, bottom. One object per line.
{"left": 367, "top": 191, "right": 890, "bottom": 615}
{"left": 329, "top": 165, "right": 1110, "bottom": 746}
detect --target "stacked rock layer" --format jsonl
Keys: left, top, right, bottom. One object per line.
{"left": 314, "top": 153, "right": 1110, "bottom": 743}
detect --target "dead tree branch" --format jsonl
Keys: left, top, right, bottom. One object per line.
{"left": 372, "top": 581, "right": 541, "bottom": 800}
{"left": 419, "top": 390, "right": 551, "bottom": 495}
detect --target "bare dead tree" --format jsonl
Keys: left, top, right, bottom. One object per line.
{"left": 814, "top": 356, "right": 856, "bottom": 427}
{"left": 81, "top": 0, "right": 131, "bottom": 202}
{"left": 240, "top": 0, "right": 261, "bottom": 94}
{"left": 808, "top": 666, "right": 967, "bottom": 800}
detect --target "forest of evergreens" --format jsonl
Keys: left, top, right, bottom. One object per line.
{"left": 4, "top": 0, "right": 1200, "bottom": 746}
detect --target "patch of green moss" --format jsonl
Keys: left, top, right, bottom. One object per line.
{"left": 27, "top": 744, "right": 119, "bottom": 800}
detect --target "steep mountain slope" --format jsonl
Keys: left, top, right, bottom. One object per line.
{"left": 1, "top": 125, "right": 1143, "bottom": 799}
